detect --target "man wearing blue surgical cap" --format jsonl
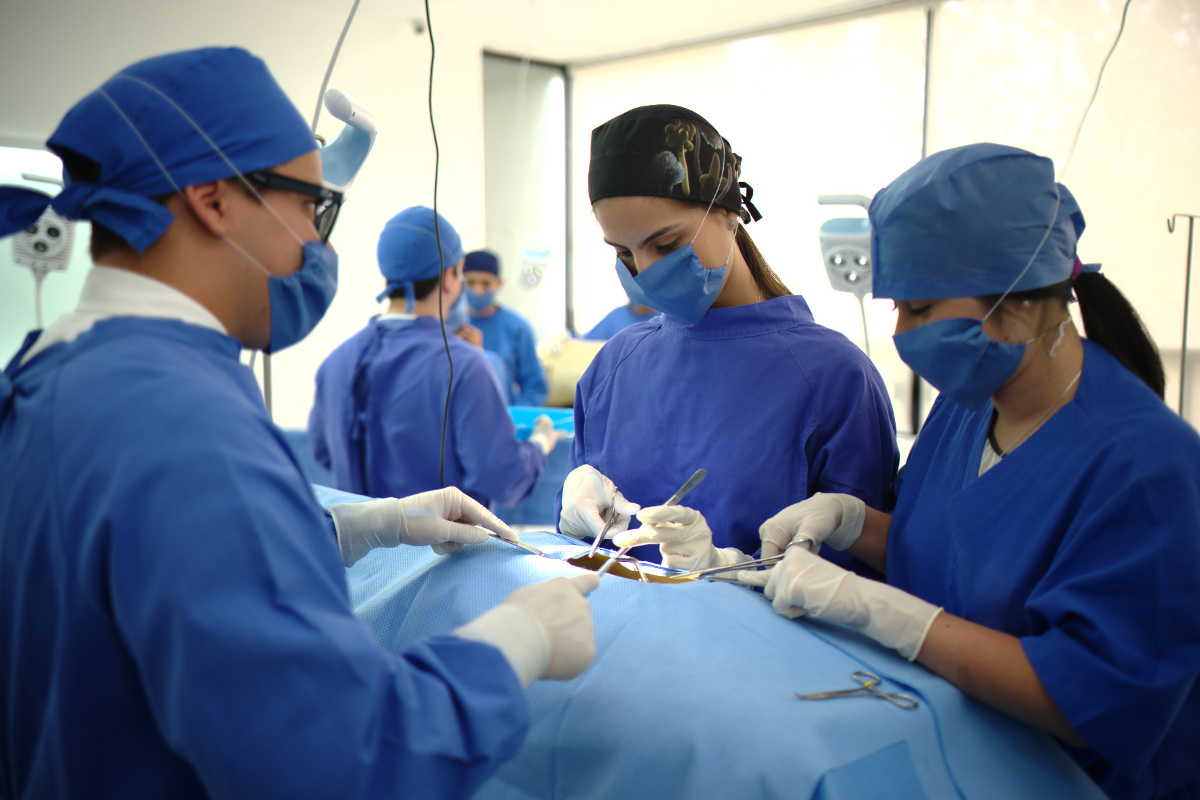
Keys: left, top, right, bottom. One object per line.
{"left": 0, "top": 48, "right": 598, "bottom": 800}
{"left": 463, "top": 249, "right": 550, "bottom": 406}
{"left": 743, "top": 143, "right": 1200, "bottom": 800}
{"left": 309, "top": 206, "right": 564, "bottom": 508}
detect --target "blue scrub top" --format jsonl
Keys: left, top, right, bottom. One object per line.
{"left": 309, "top": 316, "right": 547, "bottom": 508}
{"left": 0, "top": 318, "right": 527, "bottom": 799}
{"left": 583, "top": 305, "right": 660, "bottom": 340}
{"left": 564, "top": 295, "right": 898, "bottom": 563}
{"left": 889, "top": 341, "right": 1200, "bottom": 800}
{"left": 470, "top": 306, "right": 548, "bottom": 406}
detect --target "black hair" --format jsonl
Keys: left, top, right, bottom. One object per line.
{"left": 387, "top": 275, "right": 441, "bottom": 303}
{"left": 985, "top": 276, "right": 1165, "bottom": 398}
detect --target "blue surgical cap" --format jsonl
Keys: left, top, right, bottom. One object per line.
{"left": 463, "top": 250, "right": 500, "bottom": 276}
{"left": 869, "top": 143, "right": 1086, "bottom": 301}
{"left": 376, "top": 206, "right": 464, "bottom": 305}
{"left": 0, "top": 47, "right": 316, "bottom": 252}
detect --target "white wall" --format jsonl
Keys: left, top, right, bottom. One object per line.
{"left": 569, "top": 0, "right": 1200, "bottom": 426}
{"left": 0, "top": 0, "right": 492, "bottom": 429}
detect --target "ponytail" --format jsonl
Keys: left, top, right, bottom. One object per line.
{"left": 737, "top": 226, "right": 791, "bottom": 299}
{"left": 1074, "top": 272, "right": 1166, "bottom": 398}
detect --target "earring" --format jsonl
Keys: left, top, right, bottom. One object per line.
{"left": 728, "top": 220, "right": 736, "bottom": 229}
{"left": 1021, "top": 299, "right": 1032, "bottom": 308}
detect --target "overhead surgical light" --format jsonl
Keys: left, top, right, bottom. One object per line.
{"left": 12, "top": 172, "right": 73, "bottom": 329}
{"left": 817, "top": 193, "right": 873, "bottom": 355}
{"left": 318, "top": 89, "right": 377, "bottom": 192}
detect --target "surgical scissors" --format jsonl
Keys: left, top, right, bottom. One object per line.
{"left": 794, "top": 671, "right": 919, "bottom": 710}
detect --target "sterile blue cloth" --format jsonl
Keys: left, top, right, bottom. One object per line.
{"left": 869, "top": 143, "right": 1085, "bottom": 301}
{"left": 309, "top": 315, "right": 547, "bottom": 507}
{"left": 471, "top": 306, "right": 549, "bottom": 406}
{"left": 888, "top": 341, "right": 1200, "bottom": 800}
{"left": 582, "top": 304, "right": 661, "bottom": 340}
{"left": 0, "top": 318, "right": 528, "bottom": 800}
{"left": 319, "top": 482, "right": 1106, "bottom": 800}
{"left": 563, "top": 295, "right": 898, "bottom": 564}
{"left": 497, "top": 408, "right": 575, "bottom": 526}
{"left": 0, "top": 47, "right": 316, "bottom": 250}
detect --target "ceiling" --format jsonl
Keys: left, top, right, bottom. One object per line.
{"left": 363, "top": 0, "right": 927, "bottom": 66}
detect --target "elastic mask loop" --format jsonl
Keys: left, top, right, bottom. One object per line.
{"left": 101, "top": 78, "right": 307, "bottom": 249}
{"left": 689, "top": 143, "right": 728, "bottom": 248}
{"left": 982, "top": 182, "right": 1063, "bottom": 322}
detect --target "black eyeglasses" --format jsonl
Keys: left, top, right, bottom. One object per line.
{"left": 241, "top": 170, "right": 344, "bottom": 243}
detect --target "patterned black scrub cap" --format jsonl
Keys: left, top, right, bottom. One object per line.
{"left": 588, "top": 104, "right": 761, "bottom": 222}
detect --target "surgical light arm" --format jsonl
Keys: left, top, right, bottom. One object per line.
{"left": 318, "top": 89, "right": 377, "bottom": 191}
{"left": 817, "top": 193, "right": 873, "bottom": 355}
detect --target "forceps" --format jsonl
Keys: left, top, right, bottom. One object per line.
{"left": 794, "top": 671, "right": 918, "bottom": 710}
{"left": 585, "top": 495, "right": 620, "bottom": 559}
{"left": 595, "top": 468, "right": 707, "bottom": 577}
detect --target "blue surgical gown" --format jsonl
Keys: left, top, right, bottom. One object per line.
{"left": 470, "top": 306, "right": 548, "bottom": 406}
{"left": 308, "top": 316, "right": 547, "bottom": 507}
{"left": 583, "top": 304, "right": 661, "bottom": 340}
{"left": 888, "top": 341, "right": 1200, "bottom": 800}
{"left": 564, "top": 295, "right": 899, "bottom": 562}
{"left": 0, "top": 318, "right": 528, "bottom": 800}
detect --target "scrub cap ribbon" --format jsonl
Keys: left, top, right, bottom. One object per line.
{"left": 588, "top": 104, "right": 761, "bottom": 223}
{"left": 0, "top": 47, "right": 317, "bottom": 253}
{"left": 1071, "top": 257, "right": 1102, "bottom": 280}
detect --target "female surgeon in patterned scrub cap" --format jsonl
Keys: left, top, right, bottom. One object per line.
{"left": 557, "top": 104, "right": 900, "bottom": 577}
{"left": 744, "top": 142, "right": 1200, "bottom": 800}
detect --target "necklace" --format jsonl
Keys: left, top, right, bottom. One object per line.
{"left": 988, "top": 370, "right": 1082, "bottom": 457}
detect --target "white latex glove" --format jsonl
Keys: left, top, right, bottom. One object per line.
{"left": 613, "top": 504, "right": 751, "bottom": 572}
{"left": 738, "top": 547, "right": 941, "bottom": 661}
{"left": 759, "top": 493, "right": 866, "bottom": 559}
{"left": 329, "top": 488, "right": 516, "bottom": 566}
{"left": 558, "top": 464, "right": 641, "bottom": 541}
{"left": 454, "top": 574, "right": 600, "bottom": 687}
{"left": 527, "top": 414, "right": 567, "bottom": 456}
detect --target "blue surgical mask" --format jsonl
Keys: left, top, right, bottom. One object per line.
{"left": 893, "top": 316, "right": 1067, "bottom": 410}
{"left": 893, "top": 317, "right": 1025, "bottom": 410}
{"left": 467, "top": 288, "right": 496, "bottom": 313}
{"left": 615, "top": 243, "right": 728, "bottom": 325}
{"left": 443, "top": 288, "right": 470, "bottom": 331}
{"left": 265, "top": 240, "right": 339, "bottom": 352}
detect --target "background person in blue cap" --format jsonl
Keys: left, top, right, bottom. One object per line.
{"left": 559, "top": 104, "right": 898, "bottom": 574}
{"left": 309, "top": 206, "right": 565, "bottom": 510}
{"left": 463, "top": 249, "right": 549, "bottom": 406}
{"left": 743, "top": 143, "right": 1200, "bottom": 800}
{"left": 0, "top": 48, "right": 598, "bottom": 800}
{"left": 581, "top": 294, "right": 660, "bottom": 340}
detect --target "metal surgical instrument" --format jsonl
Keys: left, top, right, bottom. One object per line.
{"left": 586, "top": 495, "right": 620, "bottom": 559}
{"left": 671, "top": 554, "right": 785, "bottom": 580}
{"left": 595, "top": 469, "right": 707, "bottom": 578}
{"left": 794, "top": 671, "right": 919, "bottom": 710}
{"left": 487, "top": 532, "right": 545, "bottom": 556}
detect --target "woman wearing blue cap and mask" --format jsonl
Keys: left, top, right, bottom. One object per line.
{"left": 0, "top": 50, "right": 600, "bottom": 800}
{"left": 558, "top": 104, "right": 899, "bottom": 573}
{"left": 744, "top": 143, "right": 1200, "bottom": 800}
{"left": 309, "top": 206, "right": 563, "bottom": 508}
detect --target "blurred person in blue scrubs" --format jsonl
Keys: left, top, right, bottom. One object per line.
{"left": 464, "top": 249, "right": 549, "bottom": 406}
{"left": 309, "top": 207, "right": 564, "bottom": 508}
{"left": 582, "top": 296, "right": 659, "bottom": 340}
{"left": 745, "top": 143, "right": 1200, "bottom": 800}
{"left": 558, "top": 104, "right": 898, "bottom": 571}
{"left": 0, "top": 48, "right": 596, "bottom": 800}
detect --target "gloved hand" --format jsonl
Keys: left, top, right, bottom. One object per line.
{"left": 759, "top": 493, "right": 866, "bottom": 559}
{"left": 527, "top": 414, "right": 567, "bottom": 456}
{"left": 613, "top": 504, "right": 751, "bottom": 572}
{"left": 559, "top": 464, "right": 640, "bottom": 542}
{"left": 329, "top": 487, "right": 517, "bottom": 566}
{"left": 738, "top": 547, "right": 941, "bottom": 661}
{"left": 454, "top": 573, "right": 601, "bottom": 687}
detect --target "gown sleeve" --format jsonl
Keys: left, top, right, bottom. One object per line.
{"left": 102, "top": 376, "right": 529, "bottom": 800}
{"left": 510, "top": 318, "right": 548, "bottom": 407}
{"left": 451, "top": 349, "right": 547, "bottom": 507}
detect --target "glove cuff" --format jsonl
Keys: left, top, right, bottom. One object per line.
{"left": 824, "top": 495, "right": 867, "bottom": 551}
{"left": 454, "top": 604, "right": 551, "bottom": 689}
{"left": 329, "top": 498, "right": 403, "bottom": 567}
{"left": 841, "top": 575, "right": 943, "bottom": 661}
{"left": 528, "top": 430, "right": 555, "bottom": 456}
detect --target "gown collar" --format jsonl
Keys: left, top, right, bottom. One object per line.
{"left": 21, "top": 265, "right": 228, "bottom": 365}
{"left": 658, "top": 295, "right": 815, "bottom": 340}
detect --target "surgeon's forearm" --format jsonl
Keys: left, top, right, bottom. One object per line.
{"left": 916, "top": 613, "right": 1087, "bottom": 747}
{"left": 843, "top": 508, "right": 891, "bottom": 573}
